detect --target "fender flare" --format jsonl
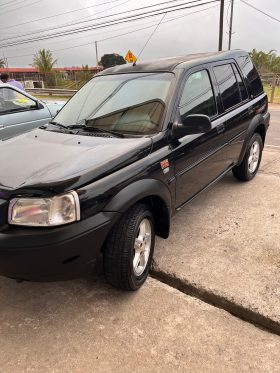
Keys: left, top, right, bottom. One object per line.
{"left": 237, "top": 114, "right": 266, "bottom": 165}
{"left": 104, "top": 179, "right": 172, "bottom": 239}
{"left": 104, "top": 178, "right": 172, "bottom": 212}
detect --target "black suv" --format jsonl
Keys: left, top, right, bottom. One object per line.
{"left": 0, "top": 50, "right": 269, "bottom": 290}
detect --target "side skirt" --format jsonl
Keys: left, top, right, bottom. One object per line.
{"left": 175, "top": 165, "right": 234, "bottom": 212}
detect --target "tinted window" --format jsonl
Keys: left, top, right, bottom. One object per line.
{"left": 214, "top": 64, "right": 241, "bottom": 110}
{"left": 232, "top": 64, "right": 248, "bottom": 101}
{"left": 179, "top": 70, "right": 216, "bottom": 119}
{"left": 0, "top": 87, "right": 36, "bottom": 115}
{"left": 237, "top": 55, "right": 263, "bottom": 97}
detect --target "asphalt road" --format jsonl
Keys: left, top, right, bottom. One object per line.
{"left": 266, "top": 104, "right": 280, "bottom": 147}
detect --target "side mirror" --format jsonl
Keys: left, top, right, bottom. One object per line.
{"left": 172, "top": 114, "right": 212, "bottom": 138}
{"left": 35, "top": 101, "right": 44, "bottom": 110}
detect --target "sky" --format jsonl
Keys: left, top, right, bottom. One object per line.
{"left": 0, "top": 0, "right": 279, "bottom": 67}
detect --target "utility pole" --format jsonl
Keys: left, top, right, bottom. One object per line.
{"left": 95, "top": 41, "right": 99, "bottom": 67}
{"left": 218, "top": 0, "right": 225, "bottom": 51}
{"left": 228, "top": 0, "right": 234, "bottom": 50}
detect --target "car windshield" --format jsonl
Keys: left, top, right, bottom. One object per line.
{"left": 54, "top": 72, "right": 174, "bottom": 135}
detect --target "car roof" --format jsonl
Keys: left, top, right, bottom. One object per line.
{"left": 99, "top": 50, "right": 248, "bottom": 75}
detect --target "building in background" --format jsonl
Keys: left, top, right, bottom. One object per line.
{"left": 0, "top": 66, "right": 102, "bottom": 88}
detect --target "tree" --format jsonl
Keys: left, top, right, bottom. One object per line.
{"left": 99, "top": 53, "right": 126, "bottom": 69}
{"left": 32, "top": 49, "right": 58, "bottom": 86}
{"left": 0, "top": 58, "right": 6, "bottom": 68}
{"left": 249, "top": 49, "right": 280, "bottom": 74}
{"left": 78, "top": 65, "right": 92, "bottom": 81}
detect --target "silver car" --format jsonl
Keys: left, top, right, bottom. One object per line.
{"left": 0, "top": 84, "right": 65, "bottom": 140}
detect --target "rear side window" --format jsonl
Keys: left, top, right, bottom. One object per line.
{"left": 179, "top": 70, "right": 216, "bottom": 119}
{"left": 213, "top": 64, "right": 241, "bottom": 111}
{"left": 237, "top": 55, "right": 263, "bottom": 97}
{"left": 232, "top": 64, "right": 248, "bottom": 101}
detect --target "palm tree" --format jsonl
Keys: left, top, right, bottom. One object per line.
{"left": 0, "top": 58, "right": 5, "bottom": 68}
{"left": 249, "top": 49, "right": 280, "bottom": 74}
{"left": 32, "top": 49, "right": 57, "bottom": 86}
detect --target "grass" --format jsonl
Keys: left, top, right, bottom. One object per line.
{"left": 263, "top": 85, "right": 280, "bottom": 104}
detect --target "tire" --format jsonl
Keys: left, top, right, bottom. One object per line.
{"left": 232, "top": 133, "right": 263, "bottom": 181}
{"left": 103, "top": 203, "right": 155, "bottom": 291}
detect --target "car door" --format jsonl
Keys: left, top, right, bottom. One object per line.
{"left": 173, "top": 67, "right": 232, "bottom": 208}
{"left": 0, "top": 86, "right": 51, "bottom": 140}
{"left": 212, "top": 61, "right": 252, "bottom": 164}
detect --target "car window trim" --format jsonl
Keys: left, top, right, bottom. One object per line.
{"left": 231, "top": 61, "right": 249, "bottom": 101}
{"left": 0, "top": 86, "right": 39, "bottom": 116}
{"left": 0, "top": 85, "right": 40, "bottom": 103}
{"left": 211, "top": 59, "right": 250, "bottom": 115}
{"left": 177, "top": 65, "right": 219, "bottom": 121}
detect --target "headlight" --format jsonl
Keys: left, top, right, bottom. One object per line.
{"left": 8, "top": 191, "right": 80, "bottom": 227}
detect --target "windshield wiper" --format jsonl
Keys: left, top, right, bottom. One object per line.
{"left": 75, "top": 121, "right": 124, "bottom": 138}
{"left": 49, "top": 121, "right": 74, "bottom": 133}
{"left": 49, "top": 121, "right": 124, "bottom": 138}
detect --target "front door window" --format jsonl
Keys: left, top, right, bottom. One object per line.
{"left": 0, "top": 87, "right": 37, "bottom": 115}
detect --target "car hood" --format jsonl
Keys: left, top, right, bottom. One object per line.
{"left": 0, "top": 129, "right": 152, "bottom": 193}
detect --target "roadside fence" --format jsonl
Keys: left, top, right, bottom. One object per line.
{"left": 260, "top": 74, "right": 280, "bottom": 104}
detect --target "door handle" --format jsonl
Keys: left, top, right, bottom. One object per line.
{"left": 248, "top": 106, "right": 254, "bottom": 115}
{"left": 216, "top": 123, "right": 225, "bottom": 134}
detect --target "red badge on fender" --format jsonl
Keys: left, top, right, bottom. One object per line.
{"left": 160, "top": 159, "right": 170, "bottom": 174}
{"left": 160, "top": 159, "right": 169, "bottom": 169}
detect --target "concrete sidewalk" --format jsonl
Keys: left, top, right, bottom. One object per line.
{"left": 0, "top": 277, "right": 280, "bottom": 373}
{"left": 0, "top": 148, "right": 280, "bottom": 372}
{"left": 154, "top": 147, "right": 280, "bottom": 333}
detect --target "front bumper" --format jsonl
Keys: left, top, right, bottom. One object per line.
{"left": 0, "top": 211, "right": 120, "bottom": 281}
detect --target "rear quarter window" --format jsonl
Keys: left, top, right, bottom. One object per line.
{"left": 237, "top": 55, "right": 263, "bottom": 98}
{"left": 213, "top": 64, "right": 241, "bottom": 111}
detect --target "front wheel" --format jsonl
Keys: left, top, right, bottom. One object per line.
{"left": 232, "top": 133, "right": 263, "bottom": 181}
{"left": 103, "top": 203, "right": 155, "bottom": 291}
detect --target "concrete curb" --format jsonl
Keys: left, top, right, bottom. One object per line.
{"left": 151, "top": 266, "right": 280, "bottom": 336}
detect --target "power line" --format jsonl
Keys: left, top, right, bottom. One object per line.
{"left": 240, "top": 0, "right": 280, "bottom": 23}
{"left": 0, "top": 0, "right": 201, "bottom": 42}
{"left": 0, "top": 0, "right": 219, "bottom": 47}
{"left": 0, "top": 0, "right": 23, "bottom": 8}
{"left": 0, "top": 0, "right": 135, "bottom": 41}
{"left": 0, "top": 0, "right": 45, "bottom": 15}
{"left": 6, "top": 0, "right": 224, "bottom": 49}
{"left": 5, "top": 2, "right": 221, "bottom": 59}
{"left": 136, "top": 12, "right": 167, "bottom": 62}
{"left": 0, "top": 0, "right": 124, "bottom": 30}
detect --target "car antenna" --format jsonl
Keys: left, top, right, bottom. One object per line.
{"left": 133, "top": 12, "right": 167, "bottom": 67}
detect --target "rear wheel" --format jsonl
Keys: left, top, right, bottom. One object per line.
{"left": 103, "top": 203, "right": 155, "bottom": 291}
{"left": 232, "top": 133, "right": 263, "bottom": 181}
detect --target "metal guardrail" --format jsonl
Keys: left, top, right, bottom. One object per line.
{"left": 26, "top": 88, "right": 77, "bottom": 96}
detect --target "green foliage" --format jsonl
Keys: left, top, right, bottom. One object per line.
{"left": 76, "top": 65, "right": 92, "bottom": 82}
{"left": 32, "top": 49, "right": 58, "bottom": 86}
{"left": 99, "top": 53, "right": 126, "bottom": 69}
{"left": 0, "top": 58, "right": 5, "bottom": 68}
{"left": 250, "top": 49, "right": 280, "bottom": 74}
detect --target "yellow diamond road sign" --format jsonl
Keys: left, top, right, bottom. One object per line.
{"left": 125, "top": 50, "right": 137, "bottom": 64}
